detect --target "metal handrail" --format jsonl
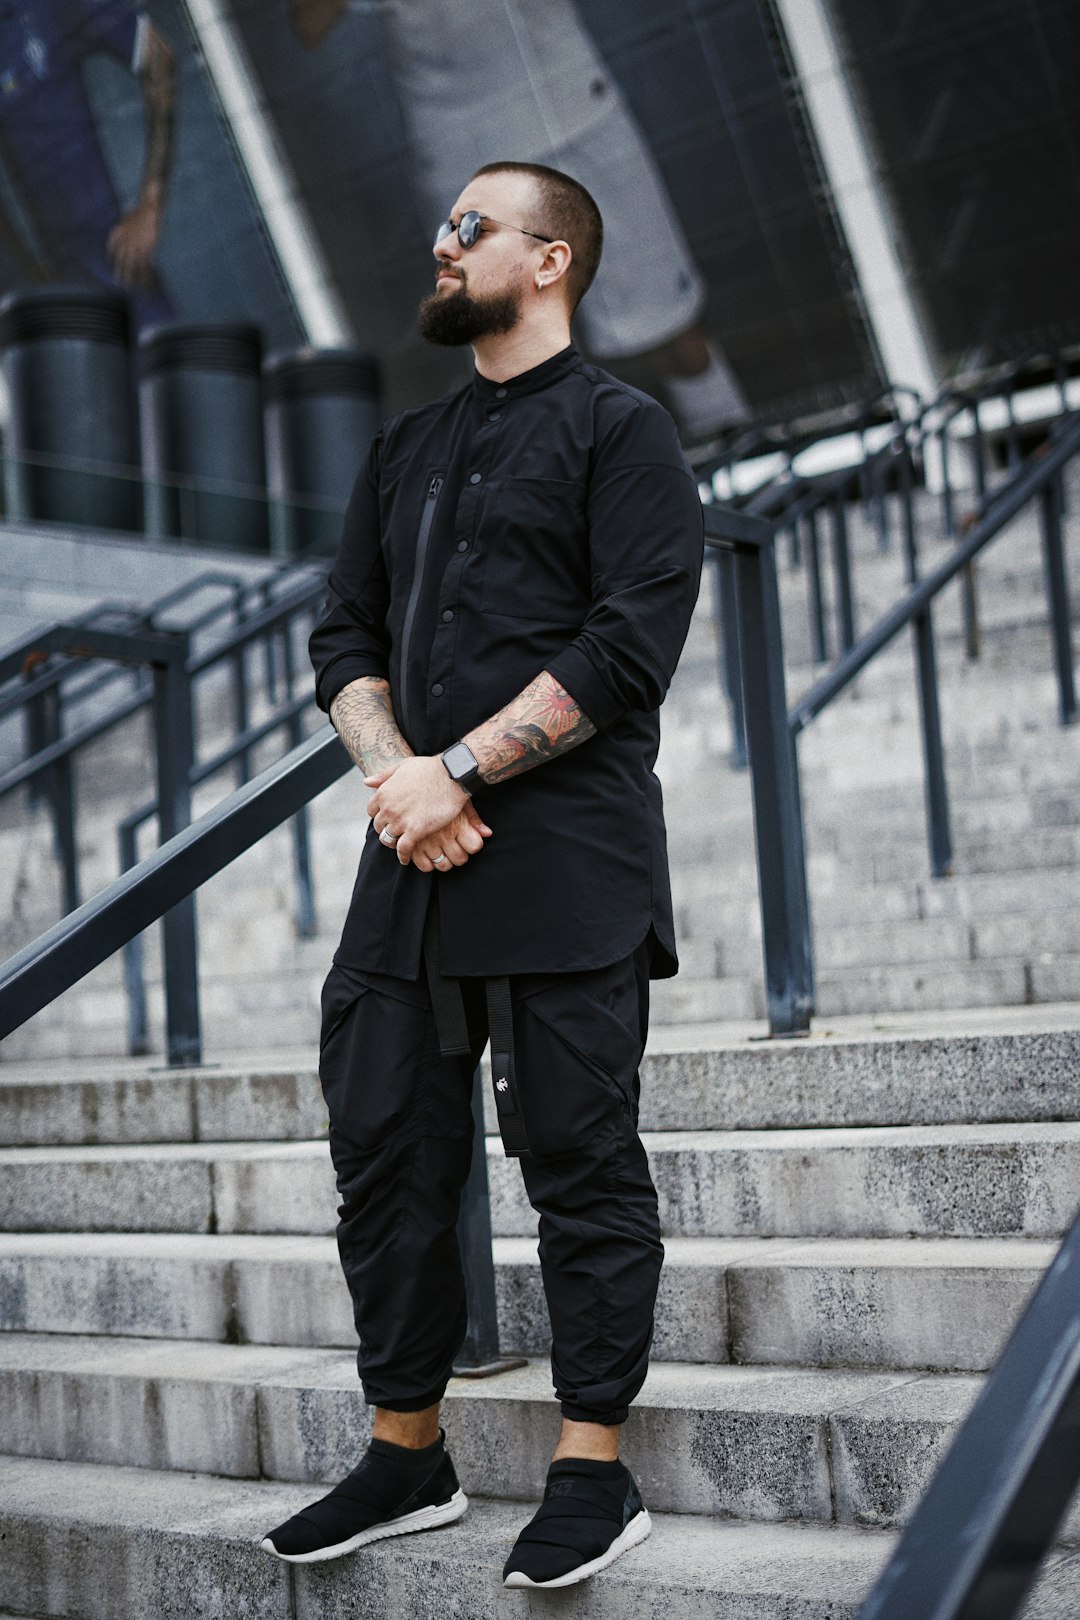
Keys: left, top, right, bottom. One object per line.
{"left": 858, "top": 1200, "right": 1080, "bottom": 1620}
{"left": 0, "top": 720, "right": 510, "bottom": 1375}
{"left": 0, "top": 574, "right": 324, "bottom": 802}
{"left": 0, "top": 731, "right": 343, "bottom": 1035}
{"left": 0, "top": 562, "right": 325, "bottom": 987}
{"left": 792, "top": 414, "right": 1080, "bottom": 735}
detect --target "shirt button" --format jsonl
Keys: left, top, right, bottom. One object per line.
{"left": 441, "top": 610, "right": 454, "bottom": 623}
{"left": 488, "top": 411, "right": 501, "bottom": 422}
{"left": 495, "top": 387, "right": 507, "bottom": 398}
{"left": 469, "top": 472, "right": 482, "bottom": 484}
{"left": 457, "top": 540, "right": 468, "bottom": 552}
{"left": 431, "top": 683, "right": 444, "bottom": 696}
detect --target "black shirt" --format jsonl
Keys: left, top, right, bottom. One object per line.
{"left": 309, "top": 342, "right": 703, "bottom": 979}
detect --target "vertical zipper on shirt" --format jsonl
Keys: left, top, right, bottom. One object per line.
{"left": 397, "top": 471, "right": 444, "bottom": 743}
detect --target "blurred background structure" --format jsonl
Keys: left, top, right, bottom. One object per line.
{"left": 2, "top": 4, "right": 1080, "bottom": 1617}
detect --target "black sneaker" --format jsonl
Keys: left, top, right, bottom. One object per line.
{"left": 502, "top": 1457, "right": 651, "bottom": 1589}
{"left": 260, "top": 1430, "right": 466, "bottom": 1564}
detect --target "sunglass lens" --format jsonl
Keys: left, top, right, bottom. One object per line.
{"left": 458, "top": 211, "right": 482, "bottom": 248}
{"left": 434, "top": 220, "right": 454, "bottom": 247}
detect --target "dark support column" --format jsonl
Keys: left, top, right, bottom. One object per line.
{"left": 871, "top": 462, "right": 890, "bottom": 553}
{"left": 728, "top": 518, "right": 813, "bottom": 1035}
{"left": 712, "top": 548, "right": 748, "bottom": 769}
{"left": 805, "top": 508, "right": 828, "bottom": 664}
{"left": 231, "top": 582, "right": 251, "bottom": 788}
{"left": 831, "top": 496, "right": 857, "bottom": 651}
{"left": 32, "top": 683, "right": 79, "bottom": 911}
{"left": 280, "top": 610, "right": 316, "bottom": 938}
{"left": 452, "top": 1069, "right": 527, "bottom": 1378}
{"left": 119, "top": 820, "right": 151, "bottom": 1056}
{"left": 52, "top": 745, "right": 79, "bottom": 916}
{"left": 912, "top": 607, "right": 952, "bottom": 878}
{"left": 152, "top": 638, "right": 201, "bottom": 1067}
{"left": 1039, "top": 475, "right": 1078, "bottom": 727}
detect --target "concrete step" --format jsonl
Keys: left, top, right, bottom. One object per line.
{"left": 3, "top": 1016, "right": 1079, "bottom": 1144}
{"left": 4, "top": 1122, "right": 1079, "bottom": 1242}
{"left": 0, "top": 1230, "right": 1055, "bottom": 1372}
{"left": 3, "top": 943, "right": 1068, "bottom": 1058}
{"left": 2, "top": 1452, "right": 1077, "bottom": 1619}
{"left": 0, "top": 1333, "right": 993, "bottom": 1529}
{"left": 653, "top": 954, "right": 1044, "bottom": 1023}
{"left": 0, "top": 1452, "right": 903, "bottom": 1620}
{"left": 674, "top": 865, "right": 1080, "bottom": 935}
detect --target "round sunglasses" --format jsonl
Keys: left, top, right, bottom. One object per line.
{"left": 434, "top": 210, "right": 553, "bottom": 252}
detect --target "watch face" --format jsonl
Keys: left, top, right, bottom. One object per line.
{"left": 444, "top": 742, "right": 476, "bottom": 780}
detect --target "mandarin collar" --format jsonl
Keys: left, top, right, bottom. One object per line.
{"left": 472, "top": 343, "right": 579, "bottom": 400}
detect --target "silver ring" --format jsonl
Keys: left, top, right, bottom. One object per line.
{"left": 379, "top": 827, "right": 397, "bottom": 847}
{"left": 432, "top": 853, "right": 448, "bottom": 866}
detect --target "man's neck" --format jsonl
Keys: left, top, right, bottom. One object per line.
{"left": 471, "top": 321, "right": 573, "bottom": 384}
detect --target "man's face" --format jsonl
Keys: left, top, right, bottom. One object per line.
{"left": 418, "top": 173, "right": 543, "bottom": 346}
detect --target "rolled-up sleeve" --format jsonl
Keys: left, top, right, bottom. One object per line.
{"left": 545, "top": 400, "right": 703, "bottom": 730}
{"left": 309, "top": 432, "right": 392, "bottom": 713}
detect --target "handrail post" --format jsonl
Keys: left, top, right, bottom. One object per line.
{"left": 279, "top": 614, "right": 317, "bottom": 937}
{"left": 805, "top": 507, "right": 829, "bottom": 664}
{"left": 711, "top": 546, "right": 748, "bottom": 769}
{"left": 28, "top": 680, "right": 80, "bottom": 911}
{"left": 452, "top": 1068, "right": 527, "bottom": 1378}
{"left": 913, "top": 606, "right": 953, "bottom": 878}
{"left": 1039, "top": 473, "right": 1077, "bottom": 727}
{"left": 152, "top": 634, "right": 201, "bottom": 1066}
{"left": 119, "top": 819, "right": 151, "bottom": 1056}
{"left": 830, "top": 495, "right": 857, "bottom": 651}
{"left": 705, "top": 505, "right": 813, "bottom": 1036}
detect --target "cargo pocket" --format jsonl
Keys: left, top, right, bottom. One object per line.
{"left": 515, "top": 970, "right": 645, "bottom": 1158}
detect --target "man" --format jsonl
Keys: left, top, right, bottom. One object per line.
{"left": 0, "top": 0, "right": 175, "bottom": 327}
{"left": 261, "top": 160, "right": 703, "bottom": 1588}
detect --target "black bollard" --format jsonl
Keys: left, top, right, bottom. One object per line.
{"left": 263, "top": 347, "right": 381, "bottom": 556}
{"left": 139, "top": 324, "right": 267, "bottom": 552}
{"left": 0, "top": 286, "right": 138, "bottom": 531}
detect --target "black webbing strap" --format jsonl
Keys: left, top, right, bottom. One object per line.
{"left": 485, "top": 975, "right": 531, "bottom": 1159}
{"left": 422, "top": 890, "right": 470, "bottom": 1056}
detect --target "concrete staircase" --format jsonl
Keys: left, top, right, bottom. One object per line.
{"left": 2, "top": 455, "right": 1080, "bottom": 1613}
{"left": 3, "top": 1015, "right": 1080, "bottom": 1615}
{"left": 3, "top": 455, "right": 1080, "bottom": 1059}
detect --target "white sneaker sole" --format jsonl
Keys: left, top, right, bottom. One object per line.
{"left": 503, "top": 1507, "right": 652, "bottom": 1589}
{"left": 260, "top": 1487, "right": 468, "bottom": 1564}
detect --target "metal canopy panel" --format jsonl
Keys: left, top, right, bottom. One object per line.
{"left": 830, "top": 0, "right": 1080, "bottom": 369}
{"left": 227, "top": 0, "right": 882, "bottom": 419}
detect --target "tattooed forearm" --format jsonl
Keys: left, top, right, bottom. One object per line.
{"left": 139, "top": 27, "right": 176, "bottom": 192}
{"left": 329, "top": 676, "right": 414, "bottom": 776}
{"left": 463, "top": 670, "right": 596, "bottom": 785}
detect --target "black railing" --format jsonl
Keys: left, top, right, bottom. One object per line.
{"left": 857, "top": 1202, "right": 1080, "bottom": 1620}
{"left": 702, "top": 506, "right": 813, "bottom": 1034}
{"left": 710, "top": 374, "right": 1077, "bottom": 887}
{"left": 790, "top": 412, "right": 1080, "bottom": 877}
{"left": 0, "top": 726, "right": 515, "bottom": 1375}
{"left": 0, "top": 566, "right": 327, "bottom": 1057}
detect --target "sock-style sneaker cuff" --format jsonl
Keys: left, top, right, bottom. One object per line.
{"left": 368, "top": 1428, "right": 446, "bottom": 1469}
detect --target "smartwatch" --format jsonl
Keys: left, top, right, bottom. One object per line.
{"left": 441, "top": 739, "right": 485, "bottom": 796}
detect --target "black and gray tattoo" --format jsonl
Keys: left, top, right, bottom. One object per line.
{"left": 329, "top": 676, "right": 413, "bottom": 776}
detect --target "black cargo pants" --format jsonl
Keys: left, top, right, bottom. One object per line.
{"left": 317, "top": 917, "right": 664, "bottom": 1427}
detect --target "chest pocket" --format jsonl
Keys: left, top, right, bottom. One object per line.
{"left": 478, "top": 477, "right": 590, "bottom": 623}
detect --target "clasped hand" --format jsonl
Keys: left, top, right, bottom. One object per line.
{"left": 364, "top": 756, "right": 492, "bottom": 873}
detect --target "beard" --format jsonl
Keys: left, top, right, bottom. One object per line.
{"left": 418, "top": 278, "right": 523, "bottom": 345}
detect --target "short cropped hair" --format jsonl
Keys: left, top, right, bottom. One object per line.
{"left": 470, "top": 160, "right": 603, "bottom": 313}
